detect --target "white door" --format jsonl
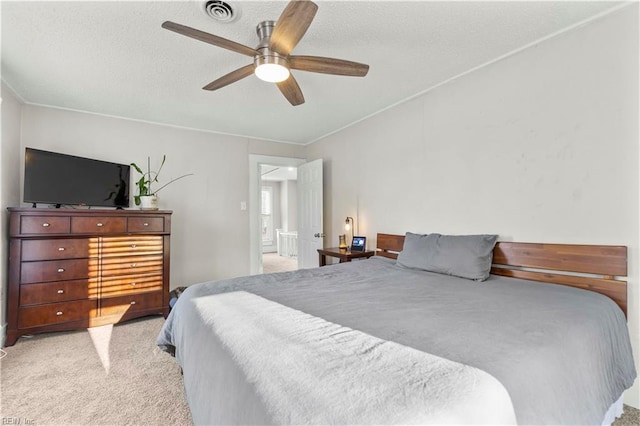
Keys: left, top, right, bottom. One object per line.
{"left": 297, "top": 159, "right": 323, "bottom": 269}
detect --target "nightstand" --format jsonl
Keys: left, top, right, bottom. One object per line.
{"left": 317, "top": 247, "right": 376, "bottom": 266}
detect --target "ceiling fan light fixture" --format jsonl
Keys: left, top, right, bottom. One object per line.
{"left": 164, "top": 0, "right": 369, "bottom": 105}
{"left": 254, "top": 55, "right": 290, "bottom": 83}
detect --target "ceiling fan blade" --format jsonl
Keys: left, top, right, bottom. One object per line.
{"left": 270, "top": 0, "right": 318, "bottom": 55}
{"left": 202, "top": 64, "right": 255, "bottom": 91}
{"left": 276, "top": 74, "right": 305, "bottom": 106}
{"left": 162, "top": 21, "right": 258, "bottom": 57}
{"left": 289, "top": 55, "right": 369, "bottom": 77}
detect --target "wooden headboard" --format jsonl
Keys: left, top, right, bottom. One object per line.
{"left": 376, "top": 233, "right": 628, "bottom": 315}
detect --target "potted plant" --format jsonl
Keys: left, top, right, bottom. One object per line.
{"left": 130, "top": 155, "right": 193, "bottom": 210}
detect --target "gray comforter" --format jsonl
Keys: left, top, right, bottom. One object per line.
{"left": 158, "top": 256, "right": 636, "bottom": 425}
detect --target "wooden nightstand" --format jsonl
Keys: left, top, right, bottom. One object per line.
{"left": 317, "top": 247, "right": 375, "bottom": 266}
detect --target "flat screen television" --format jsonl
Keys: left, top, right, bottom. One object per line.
{"left": 24, "top": 148, "right": 130, "bottom": 208}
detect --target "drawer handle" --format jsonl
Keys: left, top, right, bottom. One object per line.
{"left": 57, "top": 289, "right": 64, "bottom": 294}
{"left": 42, "top": 223, "right": 50, "bottom": 227}
{"left": 57, "top": 268, "right": 65, "bottom": 273}
{"left": 131, "top": 263, "right": 137, "bottom": 268}
{"left": 143, "top": 223, "right": 149, "bottom": 227}
{"left": 130, "top": 301, "right": 137, "bottom": 305}
{"left": 58, "top": 247, "right": 66, "bottom": 251}
{"left": 131, "top": 282, "right": 136, "bottom": 286}
{"left": 96, "top": 222, "right": 104, "bottom": 227}
{"left": 56, "top": 311, "right": 63, "bottom": 316}
{"left": 131, "top": 244, "right": 137, "bottom": 248}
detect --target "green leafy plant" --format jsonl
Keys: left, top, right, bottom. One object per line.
{"left": 130, "top": 155, "right": 193, "bottom": 206}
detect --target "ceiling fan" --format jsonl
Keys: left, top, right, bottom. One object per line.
{"left": 162, "top": 0, "right": 369, "bottom": 106}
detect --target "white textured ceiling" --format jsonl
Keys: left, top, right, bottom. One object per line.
{"left": 1, "top": 1, "right": 624, "bottom": 144}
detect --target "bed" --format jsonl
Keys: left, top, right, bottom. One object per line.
{"left": 158, "top": 232, "right": 636, "bottom": 425}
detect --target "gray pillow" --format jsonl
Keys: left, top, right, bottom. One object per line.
{"left": 396, "top": 232, "right": 498, "bottom": 281}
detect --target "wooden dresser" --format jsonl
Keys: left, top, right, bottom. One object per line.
{"left": 5, "top": 208, "right": 172, "bottom": 346}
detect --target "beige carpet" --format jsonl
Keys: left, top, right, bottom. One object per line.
{"left": 1, "top": 317, "right": 191, "bottom": 425}
{"left": 617, "top": 405, "right": 640, "bottom": 425}
{"left": 1, "top": 316, "right": 639, "bottom": 425}
{"left": 263, "top": 252, "right": 298, "bottom": 273}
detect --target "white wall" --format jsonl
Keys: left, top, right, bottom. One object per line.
{"left": 14, "top": 105, "right": 303, "bottom": 289}
{"left": 1, "top": 83, "right": 23, "bottom": 346}
{"left": 306, "top": 5, "right": 639, "bottom": 407}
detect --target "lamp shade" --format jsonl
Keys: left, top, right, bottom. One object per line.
{"left": 345, "top": 216, "right": 354, "bottom": 232}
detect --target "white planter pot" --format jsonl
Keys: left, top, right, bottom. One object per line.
{"left": 139, "top": 195, "right": 159, "bottom": 210}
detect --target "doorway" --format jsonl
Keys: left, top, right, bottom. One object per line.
{"left": 249, "top": 155, "right": 306, "bottom": 275}
{"left": 260, "top": 164, "right": 298, "bottom": 273}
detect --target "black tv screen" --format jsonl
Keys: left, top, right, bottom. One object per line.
{"left": 24, "top": 148, "right": 130, "bottom": 208}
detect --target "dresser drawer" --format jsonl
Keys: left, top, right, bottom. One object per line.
{"left": 101, "top": 236, "right": 164, "bottom": 257}
{"left": 100, "top": 254, "right": 164, "bottom": 277}
{"left": 22, "top": 238, "right": 90, "bottom": 261}
{"left": 101, "top": 274, "right": 164, "bottom": 297}
{"left": 18, "top": 299, "right": 97, "bottom": 328}
{"left": 20, "top": 216, "right": 70, "bottom": 235}
{"left": 71, "top": 216, "right": 126, "bottom": 234}
{"left": 21, "top": 258, "right": 92, "bottom": 284}
{"left": 127, "top": 217, "right": 165, "bottom": 233}
{"left": 20, "top": 279, "right": 98, "bottom": 306}
{"left": 100, "top": 291, "right": 163, "bottom": 317}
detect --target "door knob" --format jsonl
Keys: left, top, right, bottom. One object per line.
{"left": 314, "top": 233, "right": 326, "bottom": 238}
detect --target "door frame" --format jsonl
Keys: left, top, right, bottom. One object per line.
{"left": 249, "top": 155, "right": 305, "bottom": 275}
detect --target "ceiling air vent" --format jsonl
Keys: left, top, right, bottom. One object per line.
{"left": 203, "top": 1, "right": 238, "bottom": 23}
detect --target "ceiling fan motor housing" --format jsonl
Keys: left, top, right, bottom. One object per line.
{"left": 254, "top": 53, "right": 289, "bottom": 71}
{"left": 254, "top": 20, "right": 290, "bottom": 81}
{"left": 256, "top": 20, "right": 275, "bottom": 47}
